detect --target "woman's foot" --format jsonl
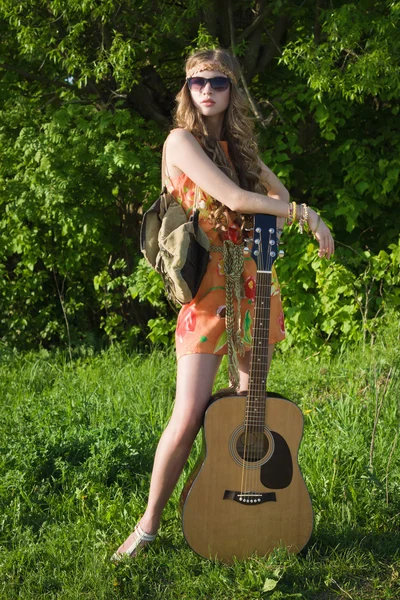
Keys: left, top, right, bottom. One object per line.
{"left": 111, "top": 523, "right": 157, "bottom": 562}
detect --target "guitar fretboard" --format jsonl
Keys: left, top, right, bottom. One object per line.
{"left": 246, "top": 270, "right": 272, "bottom": 431}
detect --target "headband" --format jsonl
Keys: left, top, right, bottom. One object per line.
{"left": 186, "top": 62, "right": 238, "bottom": 85}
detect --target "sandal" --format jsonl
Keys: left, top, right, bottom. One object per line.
{"left": 111, "top": 523, "right": 157, "bottom": 562}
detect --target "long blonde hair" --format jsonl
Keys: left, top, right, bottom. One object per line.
{"left": 174, "top": 49, "right": 266, "bottom": 235}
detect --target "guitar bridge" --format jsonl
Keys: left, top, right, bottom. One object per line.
{"left": 223, "top": 490, "right": 276, "bottom": 505}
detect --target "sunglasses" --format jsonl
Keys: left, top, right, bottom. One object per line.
{"left": 187, "top": 76, "right": 231, "bottom": 92}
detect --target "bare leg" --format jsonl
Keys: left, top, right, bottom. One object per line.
{"left": 238, "top": 344, "right": 275, "bottom": 392}
{"left": 113, "top": 346, "right": 274, "bottom": 556}
{"left": 136, "top": 353, "right": 222, "bottom": 535}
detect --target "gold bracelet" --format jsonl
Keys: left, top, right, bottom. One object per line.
{"left": 292, "top": 201, "right": 297, "bottom": 223}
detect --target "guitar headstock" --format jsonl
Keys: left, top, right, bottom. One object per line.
{"left": 250, "top": 214, "right": 279, "bottom": 273}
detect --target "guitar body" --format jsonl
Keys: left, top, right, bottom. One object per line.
{"left": 181, "top": 391, "right": 313, "bottom": 563}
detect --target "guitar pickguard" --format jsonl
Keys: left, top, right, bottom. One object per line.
{"left": 260, "top": 431, "right": 293, "bottom": 489}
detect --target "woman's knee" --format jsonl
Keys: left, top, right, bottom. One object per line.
{"left": 166, "top": 411, "right": 203, "bottom": 449}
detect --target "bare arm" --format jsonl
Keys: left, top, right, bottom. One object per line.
{"left": 165, "top": 129, "right": 289, "bottom": 218}
{"left": 166, "top": 129, "right": 334, "bottom": 258}
{"left": 258, "top": 159, "right": 290, "bottom": 204}
{"left": 257, "top": 159, "right": 289, "bottom": 232}
{"left": 257, "top": 157, "right": 334, "bottom": 258}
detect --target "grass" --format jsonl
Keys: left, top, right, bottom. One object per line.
{"left": 0, "top": 322, "right": 399, "bottom": 599}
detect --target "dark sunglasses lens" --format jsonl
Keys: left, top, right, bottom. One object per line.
{"left": 188, "top": 77, "right": 206, "bottom": 91}
{"left": 211, "top": 77, "right": 230, "bottom": 91}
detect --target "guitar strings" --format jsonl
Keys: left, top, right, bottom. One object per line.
{"left": 253, "top": 229, "right": 266, "bottom": 495}
{"left": 241, "top": 225, "right": 273, "bottom": 500}
{"left": 254, "top": 228, "right": 271, "bottom": 497}
{"left": 242, "top": 228, "right": 261, "bottom": 498}
{"left": 253, "top": 231, "right": 264, "bottom": 490}
{"left": 241, "top": 225, "right": 262, "bottom": 496}
{"left": 261, "top": 230, "right": 272, "bottom": 496}
{"left": 240, "top": 230, "right": 260, "bottom": 497}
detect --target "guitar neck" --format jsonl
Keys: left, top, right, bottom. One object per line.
{"left": 246, "top": 270, "right": 272, "bottom": 430}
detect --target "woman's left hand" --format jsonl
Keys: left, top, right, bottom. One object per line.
{"left": 308, "top": 210, "right": 335, "bottom": 259}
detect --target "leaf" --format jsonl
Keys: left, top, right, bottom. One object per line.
{"left": 275, "top": 152, "right": 290, "bottom": 163}
{"left": 263, "top": 578, "right": 279, "bottom": 592}
{"left": 355, "top": 181, "right": 369, "bottom": 194}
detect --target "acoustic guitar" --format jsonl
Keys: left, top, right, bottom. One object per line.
{"left": 180, "top": 214, "right": 313, "bottom": 563}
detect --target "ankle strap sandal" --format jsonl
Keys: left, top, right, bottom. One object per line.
{"left": 111, "top": 523, "right": 157, "bottom": 562}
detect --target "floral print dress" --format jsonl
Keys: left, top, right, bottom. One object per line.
{"left": 166, "top": 141, "right": 286, "bottom": 359}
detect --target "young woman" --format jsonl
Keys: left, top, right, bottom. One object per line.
{"left": 112, "top": 48, "right": 334, "bottom": 560}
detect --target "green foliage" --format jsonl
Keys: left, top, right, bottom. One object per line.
{"left": 94, "top": 258, "right": 175, "bottom": 345}
{"left": 128, "top": 259, "right": 168, "bottom": 311}
{"left": 0, "top": 0, "right": 399, "bottom": 350}
{"left": 273, "top": 2, "right": 400, "bottom": 246}
{"left": 276, "top": 228, "right": 400, "bottom": 350}
{"left": 282, "top": 1, "right": 400, "bottom": 102}
{"left": 0, "top": 97, "right": 162, "bottom": 347}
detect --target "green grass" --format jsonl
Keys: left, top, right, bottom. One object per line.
{"left": 0, "top": 322, "right": 399, "bottom": 599}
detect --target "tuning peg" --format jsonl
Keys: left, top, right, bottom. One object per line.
{"left": 278, "top": 249, "right": 285, "bottom": 258}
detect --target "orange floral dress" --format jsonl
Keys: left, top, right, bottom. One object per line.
{"left": 166, "top": 141, "right": 286, "bottom": 359}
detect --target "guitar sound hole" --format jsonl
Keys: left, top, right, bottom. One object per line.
{"left": 236, "top": 432, "right": 269, "bottom": 462}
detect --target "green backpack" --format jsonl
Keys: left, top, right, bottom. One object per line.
{"left": 140, "top": 142, "right": 210, "bottom": 305}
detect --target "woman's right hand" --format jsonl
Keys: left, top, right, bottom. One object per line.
{"left": 307, "top": 209, "right": 335, "bottom": 259}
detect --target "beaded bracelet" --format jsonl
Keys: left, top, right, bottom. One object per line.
{"left": 287, "top": 202, "right": 294, "bottom": 225}
{"left": 299, "top": 203, "right": 309, "bottom": 234}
